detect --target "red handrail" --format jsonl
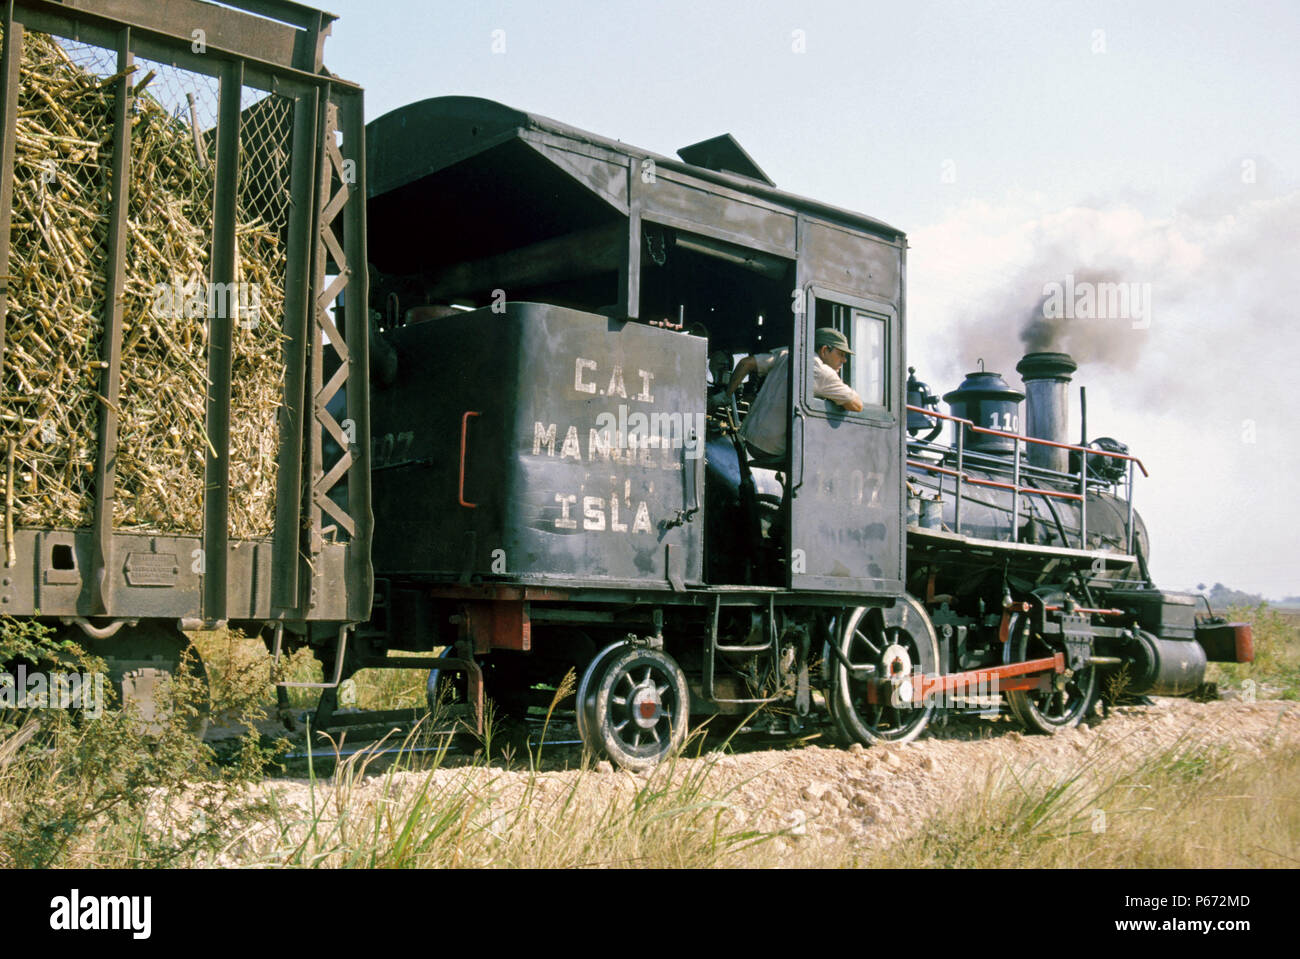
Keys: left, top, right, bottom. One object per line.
{"left": 907, "top": 404, "right": 1148, "bottom": 477}
{"left": 907, "top": 459, "right": 1085, "bottom": 502}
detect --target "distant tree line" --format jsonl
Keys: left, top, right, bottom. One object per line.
{"left": 1194, "top": 582, "right": 1300, "bottom": 609}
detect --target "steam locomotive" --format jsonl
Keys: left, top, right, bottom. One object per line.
{"left": 345, "top": 96, "right": 1251, "bottom": 769}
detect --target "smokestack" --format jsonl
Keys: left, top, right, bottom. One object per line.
{"left": 1016, "top": 352, "right": 1077, "bottom": 473}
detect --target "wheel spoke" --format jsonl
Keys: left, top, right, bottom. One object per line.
{"left": 854, "top": 629, "right": 882, "bottom": 657}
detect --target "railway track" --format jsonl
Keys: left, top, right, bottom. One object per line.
{"left": 227, "top": 698, "right": 1110, "bottom": 773}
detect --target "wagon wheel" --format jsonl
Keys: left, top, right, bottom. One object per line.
{"left": 1002, "top": 591, "right": 1097, "bottom": 734}
{"left": 426, "top": 646, "right": 462, "bottom": 715}
{"left": 79, "top": 621, "right": 210, "bottom": 738}
{"left": 577, "top": 643, "right": 689, "bottom": 771}
{"left": 830, "top": 594, "right": 938, "bottom": 746}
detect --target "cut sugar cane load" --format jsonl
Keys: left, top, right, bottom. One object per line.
{"left": 1, "top": 29, "right": 290, "bottom": 539}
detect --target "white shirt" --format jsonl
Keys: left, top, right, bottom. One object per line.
{"left": 739, "top": 349, "right": 862, "bottom": 457}
{"left": 812, "top": 354, "right": 862, "bottom": 408}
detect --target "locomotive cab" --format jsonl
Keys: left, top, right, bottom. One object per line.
{"left": 348, "top": 97, "right": 925, "bottom": 762}
{"left": 364, "top": 97, "right": 908, "bottom": 597}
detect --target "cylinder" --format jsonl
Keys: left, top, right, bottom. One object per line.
{"left": 1016, "top": 352, "right": 1077, "bottom": 473}
{"left": 1126, "top": 630, "right": 1208, "bottom": 697}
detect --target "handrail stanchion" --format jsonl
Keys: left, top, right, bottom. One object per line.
{"left": 1079, "top": 450, "right": 1088, "bottom": 550}
{"left": 1011, "top": 433, "right": 1021, "bottom": 544}
{"left": 1126, "top": 459, "right": 1135, "bottom": 555}
{"left": 954, "top": 423, "right": 964, "bottom": 536}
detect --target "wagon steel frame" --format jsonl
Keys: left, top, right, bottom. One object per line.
{"left": 0, "top": 0, "right": 370, "bottom": 634}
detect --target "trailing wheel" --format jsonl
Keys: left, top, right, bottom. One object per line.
{"left": 575, "top": 641, "right": 626, "bottom": 753}
{"left": 829, "top": 594, "right": 938, "bottom": 746}
{"left": 576, "top": 643, "right": 689, "bottom": 771}
{"left": 1002, "top": 593, "right": 1097, "bottom": 734}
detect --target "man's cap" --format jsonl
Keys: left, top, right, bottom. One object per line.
{"left": 815, "top": 327, "right": 853, "bottom": 355}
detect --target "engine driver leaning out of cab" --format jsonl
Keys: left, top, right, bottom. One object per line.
{"left": 726, "top": 327, "right": 863, "bottom": 467}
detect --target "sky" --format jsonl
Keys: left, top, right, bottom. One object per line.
{"left": 316, "top": 0, "right": 1300, "bottom": 599}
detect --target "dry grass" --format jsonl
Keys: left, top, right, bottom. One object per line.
{"left": 8, "top": 620, "right": 1297, "bottom": 869}
{"left": 234, "top": 727, "right": 773, "bottom": 868}
{"left": 1, "top": 653, "right": 777, "bottom": 868}
{"left": 0, "top": 619, "right": 273, "bottom": 867}
{"left": 177, "top": 640, "right": 776, "bottom": 867}
{"left": 831, "top": 736, "right": 1300, "bottom": 869}
{"left": 7, "top": 688, "right": 1296, "bottom": 868}
{"left": 190, "top": 628, "right": 432, "bottom": 717}
{"left": 1206, "top": 604, "right": 1300, "bottom": 701}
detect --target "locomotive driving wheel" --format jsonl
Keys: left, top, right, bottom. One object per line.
{"left": 576, "top": 642, "right": 689, "bottom": 771}
{"left": 829, "top": 594, "right": 939, "bottom": 746}
{"left": 1003, "top": 590, "right": 1097, "bottom": 734}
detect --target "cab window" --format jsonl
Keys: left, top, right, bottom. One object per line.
{"left": 813, "top": 298, "right": 889, "bottom": 411}
{"left": 850, "top": 312, "right": 886, "bottom": 407}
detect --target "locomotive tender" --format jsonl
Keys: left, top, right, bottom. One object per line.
{"left": 357, "top": 97, "right": 1252, "bottom": 768}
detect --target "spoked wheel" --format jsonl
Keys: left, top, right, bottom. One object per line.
{"left": 576, "top": 643, "right": 689, "bottom": 771}
{"left": 1003, "top": 591, "right": 1097, "bottom": 734}
{"left": 576, "top": 641, "right": 625, "bottom": 753}
{"left": 829, "top": 594, "right": 939, "bottom": 746}
{"left": 79, "top": 621, "right": 210, "bottom": 737}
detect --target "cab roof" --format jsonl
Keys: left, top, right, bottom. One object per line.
{"left": 366, "top": 96, "right": 905, "bottom": 246}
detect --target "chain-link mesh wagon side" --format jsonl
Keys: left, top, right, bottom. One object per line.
{"left": 0, "top": 1, "right": 370, "bottom": 663}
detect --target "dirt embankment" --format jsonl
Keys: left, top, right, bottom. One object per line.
{"left": 256, "top": 698, "right": 1298, "bottom": 863}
